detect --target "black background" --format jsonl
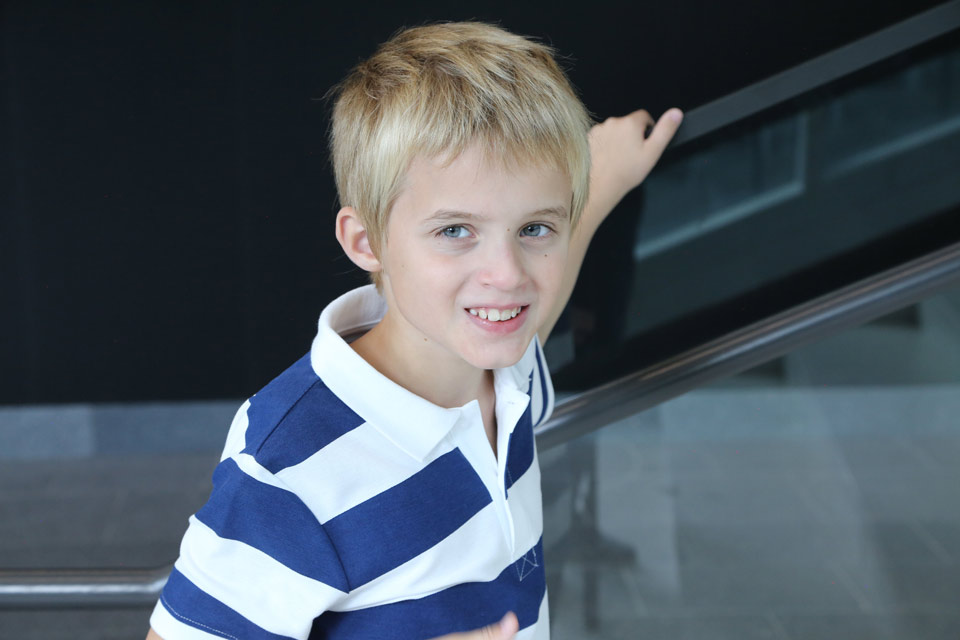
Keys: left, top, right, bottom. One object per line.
{"left": 2, "top": 0, "right": 948, "bottom": 404}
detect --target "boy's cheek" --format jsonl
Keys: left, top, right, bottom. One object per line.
{"left": 545, "top": 244, "right": 570, "bottom": 279}
{"left": 536, "top": 255, "right": 568, "bottom": 302}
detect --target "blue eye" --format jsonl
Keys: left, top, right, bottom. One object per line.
{"left": 440, "top": 225, "right": 470, "bottom": 239}
{"left": 520, "top": 224, "right": 550, "bottom": 237}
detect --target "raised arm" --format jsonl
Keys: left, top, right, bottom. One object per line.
{"left": 539, "top": 107, "right": 683, "bottom": 343}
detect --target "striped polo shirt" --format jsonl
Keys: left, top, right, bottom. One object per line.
{"left": 150, "top": 285, "right": 555, "bottom": 640}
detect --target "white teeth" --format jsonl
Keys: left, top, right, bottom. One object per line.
{"left": 468, "top": 307, "right": 523, "bottom": 322}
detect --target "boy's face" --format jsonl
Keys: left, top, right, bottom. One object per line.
{"left": 377, "top": 145, "right": 572, "bottom": 372}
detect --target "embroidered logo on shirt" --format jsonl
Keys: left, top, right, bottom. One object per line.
{"left": 515, "top": 546, "right": 539, "bottom": 582}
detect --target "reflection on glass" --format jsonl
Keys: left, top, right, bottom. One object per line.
{"left": 543, "top": 288, "right": 960, "bottom": 638}
{"left": 552, "top": 33, "right": 960, "bottom": 388}
{"left": 628, "top": 38, "right": 960, "bottom": 336}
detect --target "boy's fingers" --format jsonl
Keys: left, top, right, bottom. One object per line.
{"left": 497, "top": 611, "right": 519, "bottom": 637}
{"left": 625, "top": 108, "right": 655, "bottom": 137}
{"left": 476, "top": 611, "right": 518, "bottom": 639}
{"left": 587, "top": 106, "right": 683, "bottom": 201}
{"left": 438, "top": 611, "right": 518, "bottom": 640}
{"left": 644, "top": 108, "right": 684, "bottom": 158}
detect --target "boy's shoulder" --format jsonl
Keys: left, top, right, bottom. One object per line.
{"left": 239, "top": 351, "right": 365, "bottom": 475}
{"left": 230, "top": 287, "right": 386, "bottom": 474}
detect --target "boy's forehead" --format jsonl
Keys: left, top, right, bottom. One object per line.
{"left": 398, "top": 146, "right": 573, "bottom": 211}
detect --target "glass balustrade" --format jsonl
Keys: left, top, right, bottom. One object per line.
{"left": 542, "top": 287, "right": 960, "bottom": 639}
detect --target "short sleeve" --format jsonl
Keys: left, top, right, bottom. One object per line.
{"left": 529, "top": 335, "right": 555, "bottom": 429}
{"left": 150, "top": 455, "right": 349, "bottom": 640}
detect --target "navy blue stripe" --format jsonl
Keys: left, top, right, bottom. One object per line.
{"left": 160, "top": 567, "right": 296, "bottom": 640}
{"left": 243, "top": 352, "right": 365, "bottom": 473}
{"left": 504, "top": 407, "right": 534, "bottom": 495}
{"left": 533, "top": 343, "right": 549, "bottom": 427}
{"left": 324, "top": 448, "right": 492, "bottom": 588}
{"left": 195, "top": 458, "right": 349, "bottom": 591}
{"left": 311, "top": 538, "right": 545, "bottom": 639}
{"left": 243, "top": 353, "right": 316, "bottom": 451}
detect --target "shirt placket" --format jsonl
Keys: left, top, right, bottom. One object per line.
{"left": 456, "top": 386, "right": 527, "bottom": 554}
{"left": 494, "top": 385, "right": 532, "bottom": 553}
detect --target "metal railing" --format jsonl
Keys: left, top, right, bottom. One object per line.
{"left": 537, "top": 241, "right": 960, "bottom": 451}
{"left": 2, "top": 0, "right": 959, "bottom": 610}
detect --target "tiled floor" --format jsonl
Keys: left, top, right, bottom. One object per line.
{"left": 0, "top": 453, "right": 222, "bottom": 570}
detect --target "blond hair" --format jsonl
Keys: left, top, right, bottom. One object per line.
{"left": 328, "top": 21, "right": 592, "bottom": 288}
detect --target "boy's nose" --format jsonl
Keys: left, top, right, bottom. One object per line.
{"left": 477, "top": 241, "right": 528, "bottom": 290}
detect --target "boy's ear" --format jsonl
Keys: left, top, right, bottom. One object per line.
{"left": 335, "top": 206, "right": 382, "bottom": 274}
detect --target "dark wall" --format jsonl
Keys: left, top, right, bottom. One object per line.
{"left": 1, "top": 0, "right": 946, "bottom": 404}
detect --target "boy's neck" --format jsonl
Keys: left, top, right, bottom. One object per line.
{"left": 348, "top": 316, "right": 492, "bottom": 410}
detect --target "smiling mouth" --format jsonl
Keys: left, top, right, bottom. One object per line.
{"left": 464, "top": 305, "right": 529, "bottom": 336}
{"left": 466, "top": 306, "right": 527, "bottom": 322}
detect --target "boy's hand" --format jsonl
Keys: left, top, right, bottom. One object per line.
{"left": 587, "top": 107, "right": 683, "bottom": 212}
{"left": 539, "top": 107, "right": 682, "bottom": 344}
{"left": 430, "top": 611, "right": 519, "bottom": 640}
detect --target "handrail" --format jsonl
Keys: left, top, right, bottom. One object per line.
{"left": 2, "top": 2, "right": 958, "bottom": 610}
{"left": 668, "top": 0, "right": 960, "bottom": 148}
{"left": 536, "top": 241, "right": 960, "bottom": 451}
{"left": 0, "top": 567, "right": 170, "bottom": 608}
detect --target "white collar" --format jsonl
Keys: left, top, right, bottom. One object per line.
{"left": 310, "top": 285, "right": 535, "bottom": 462}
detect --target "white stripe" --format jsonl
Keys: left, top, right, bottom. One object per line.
{"left": 219, "top": 400, "right": 251, "bottom": 462}
{"left": 175, "top": 516, "right": 344, "bottom": 638}
{"left": 507, "top": 458, "right": 544, "bottom": 556}
{"left": 277, "top": 422, "right": 456, "bottom": 522}
{"left": 150, "top": 598, "right": 228, "bottom": 640}
{"left": 232, "top": 452, "right": 289, "bottom": 490}
{"left": 330, "top": 503, "right": 510, "bottom": 610}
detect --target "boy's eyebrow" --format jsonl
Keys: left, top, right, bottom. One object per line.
{"left": 424, "top": 206, "right": 569, "bottom": 224}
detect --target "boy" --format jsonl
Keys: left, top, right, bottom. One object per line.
{"left": 147, "top": 21, "right": 681, "bottom": 640}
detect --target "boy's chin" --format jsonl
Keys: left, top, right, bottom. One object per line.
{"left": 462, "top": 344, "right": 528, "bottom": 371}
